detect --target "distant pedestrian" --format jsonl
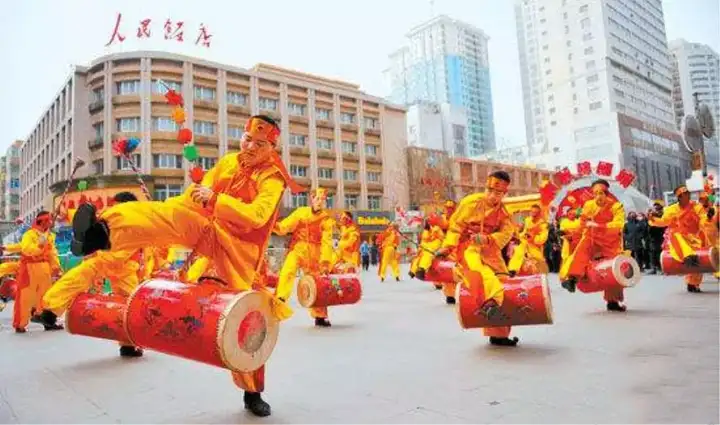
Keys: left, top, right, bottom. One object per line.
{"left": 360, "top": 241, "right": 370, "bottom": 271}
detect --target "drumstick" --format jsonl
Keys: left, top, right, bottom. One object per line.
{"left": 52, "top": 158, "right": 85, "bottom": 223}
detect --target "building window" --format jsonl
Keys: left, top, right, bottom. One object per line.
{"left": 344, "top": 194, "right": 359, "bottom": 209}
{"left": 288, "top": 102, "right": 306, "bottom": 116}
{"left": 194, "top": 86, "right": 216, "bottom": 101}
{"left": 579, "top": 4, "right": 588, "bottom": 13}
{"left": 316, "top": 108, "right": 331, "bottom": 120}
{"left": 198, "top": 157, "right": 217, "bottom": 170}
{"left": 154, "top": 184, "right": 183, "bottom": 201}
{"left": 259, "top": 97, "right": 278, "bottom": 111}
{"left": 116, "top": 154, "right": 141, "bottom": 171}
{"left": 589, "top": 101, "right": 603, "bottom": 110}
{"left": 92, "top": 160, "right": 103, "bottom": 174}
{"left": 325, "top": 194, "right": 335, "bottom": 209}
{"left": 584, "top": 46, "right": 594, "bottom": 55}
{"left": 586, "top": 60, "right": 596, "bottom": 70}
{"left": 364, "top": 117, "right": 378, "bottom": 129}
{"left": 153, "top": 80, "right": 181, "bottom": 94}
{"left": 227, "top": 91, "right": 247, "bottom": 105}
{"left": 116, "top": 80, "right": 140, "bottom": 95}
{"left": 91, "top": 88, "right": 104, "bottom": 103}
{"left": 549, "top": 107, "right": 556, "bottom": 114}
{"left": 92, "top": 122, "right": 104, "bottom": 141}
{"left": 292, "top": 192, "right": 308, "bottom": 208}
{"left": 367, "top": 195, "right": 381, "bottom": 210}
{"left": 364, "top": 144, "right": 378, "bottom": 156}
{"left": 343, "top": 169, "right": 358, "bottom": 181}
{"left": 317, "top": 138, "right": 333, "bottom": 150}
{"left": 290, "top": 165, "right": 308, "bottom": 178}
{"left": 152, "top": 117, "right": 179, "bottom": 132}
{"left": 318, "top": 168, "right": 334, "bottom": 179}
{"left": 153, "top": 154, "right": 182, "bottom": 169}
{"left": 586, "top": 74, "right": 599, "bottom": 83}
{"left": 116, "top": 117, "right": 140, "bottom": 132}
{"left": 340, "top": 112, "right": 355, "bottom": 124}
{"left": 550, "top": 121, "right": 557, "bottom": 126}
{"left": 342, "top": 141, "right": 357, "bottom": 154}
{"left": 193, "top": 120, "right": 217, "bottom": 136}
{"left": 227, "top": 126, "right": 242, "bottom": 139}
{"left": 289, "top": 134, "right": 307, "bottom": 147}
{"left": 367, "top": 171, "right": 381, "bottom": 182}
{"left": 574, "top": 107, "right": 579, "bottom": 114}
{"left": 582, "top": 33, "right": 593, "bottom": 41}
{"left": 580, "top": 17, "right": 591, "bottom": 29}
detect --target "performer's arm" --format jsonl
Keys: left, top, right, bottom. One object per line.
{"left": 20, "top": 231, "right": 44, "bottom": 257}
{"left": 208, "top": 175, "right": 286, "bottom": 230}
{"left": 533, "top": 221, "right": 549, "bottom": 245}
{"left": 649, "top": 205, "right": 677, "bottom": 227}
{"left": 490, "top": 214, "right": 515, "bottom": 249}
{"left": 3, "top": 243, "right": 21, "bottom": 254}
{"left": 273, "top": 208, "right": 302, "bottom": 235}
{"left": 48, "top": 234, "right": 61, "bottom": 272}
{"left": 345, "top": 228, "right": 360, "bottom": 252}
{"left": 694, "top": 204, "right": 709, "bottom": 227}
{"left": 441, "top": 198, "right": 473, "bottom": 249}
{"left": 320, "top": 219, "right": 334, "bottom": 269}
{"left": 601, "top": 202, "right": 625, "bottom": 230}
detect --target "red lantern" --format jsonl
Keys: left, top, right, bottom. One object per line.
{"left": 177, "top": 128, "right": 193, "bottom": 144}
{"left": 189, "top": 166, "right": 205, "bottom": 184}
{"left": 615, "top": 169, "right": 635, "bottom": 188}
{"left": 554, "top": 167, "right": 573, "bottom": 185}
{"left": 596, "top": 161, "right": 614, "bottom": 177}
{"left": 164, "top": 89, "right": 184, "bottom": 107}
{"left": 576, "top": 161, "right": 592, "bottom": 177}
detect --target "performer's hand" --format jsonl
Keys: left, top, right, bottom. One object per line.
{"left": 320, "top": 262, "right": 331, "bottom": 275}
{"left": 38, "top": 235, "right": 47, "bottom": 246}
{"left": 474, "top": 234, "right": 489, "bottom": 245}
{"left": 191, "top": 185, "right": 214, "bottom": 205}
{"left": 435, "top": 247, "right": 451, "bottom": 258}
{"left": 586, "top": 221, "right": 599, "bottom": 228}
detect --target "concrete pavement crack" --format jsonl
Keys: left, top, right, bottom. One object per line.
{"left": 44, "top": 367, "right": 109, "bottom": 417}
{"left": 0, "top": 386, "right": 20, "bottom": 423}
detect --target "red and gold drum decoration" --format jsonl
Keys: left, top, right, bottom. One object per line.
{"left": 455, "top": 274, "right": 554, "bottom": 328}
{"left": 153, "top": 269, "right": 178, "bottom": 280}
{"left": 297, "top": 274, "right": 362, "bottom": 308}
{"left": 576, "top": 255, "right": 641, "bottom": 293}
{"left": 124, "top": 279, "right": 278, "bottom": 373}
{"left": 65, "top": 293, "right": 130, "bottom": 342}
{"left": 332, "top": 263, "right": 358, "bottom": 274}
{"left": 424, "top": 260, "right": 459, "bottom": 284}
{"left": 265, "top": 272, "right": 278, "bottom": 288}
{"left": 660, "top": 247, "right": 719, "bottom": 275}
{"left": 0, "top": 278, "right": 17, "bottom": 300}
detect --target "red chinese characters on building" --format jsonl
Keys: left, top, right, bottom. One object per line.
{"left": 554, "top": 167, "right": 573, "bottom": 185}
{"left": 596, "top": 161, "right": 614, "bottom": 177}
{"left": 105, "top": 14, "right": 212, "bottom": 47}
{"left": 105, "top": 12, "right": 127, "bottom": 46}
{"left": 137, "top": 18, "right": 152, "bottom": 38}
{"left": 195, "top": 23, "right": 212, "bottom": 48}
{"left": 164, "top": 19, "right": 185, "bottom": 42}
{"left": 576, "top": 161, "right": 592, "bottom": 177}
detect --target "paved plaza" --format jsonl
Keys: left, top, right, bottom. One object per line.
{"left": 1, "top": 267, "right": 718, "bottom": 424}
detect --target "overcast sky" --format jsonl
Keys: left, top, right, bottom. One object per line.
{"left": 0, "top": 0, "right": 718, "bottom": 154}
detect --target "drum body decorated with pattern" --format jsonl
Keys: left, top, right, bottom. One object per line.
{"left": 577, "top": 255, "right": 641, "bottom": 293}
{"left": 65, "top": 293, "right": 130, "bottom": 342}
{"left": 455, "top": 274, "right": 553, "bottom": 328}
{"left": 424, "top": 260, "right": 458, "bottom": 284}
{"left": 125, "top": 279, "right": 278, "bottom": 373}
{"left": 332, "top": 263, "right": 358, "bottom": 274}
{"left": 0, "top": 278, "right": 16, "bottom": 300}
{"left": 660, "top": 247, "right": 719, "bottom": 275}
{"left": 297, "top": 274, "right": 362, "bottom": 308}
{"left": 265, "top": 272, "right": 278, "bottom": 288}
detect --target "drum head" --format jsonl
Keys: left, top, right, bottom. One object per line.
{"left": 710, "top": 247, "right": 719, "bottom": 271}
{"left": 297, "top": 275, "right": 317, "bottom": 308}
{"left": 218, "top": 291, "right": 279, "bottom": 373}
{"left": 539, "top": 274, "right": 554, "bottom": 325}
{"left": 613, "top": 255, "right": 641, "bottom": 287}
{"left": 453, "top": 282, "right": 468, "bottom": 329}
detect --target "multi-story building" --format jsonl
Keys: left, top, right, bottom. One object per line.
{"left": 4, "top": 140, "right": 22, "bottom": 221}
{"left": 0, "top": 155, "right": 6, "bottom": 221}
{"left": 386, "top": 15, "right": 495, "bottom": 156}
{"left": 406, "top": 101, "right": 468, "bottom": 155}
{"left": 515, "top": 0, "right": 687, "bottom": 194}
{"left": 19, "top": 51, "right": 408, "bottom": 223}
{"left": 670, "top": 38, "right": 720, "bottom": 168}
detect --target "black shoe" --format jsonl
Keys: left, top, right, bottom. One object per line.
{"left": 119, "top": 345, "right": 144, "bottom": 357}
{"left": 687, "top": 284, "right": 702, "bottom": 293}
{"left": 414, "top": 269, "right": 426, "bottom": 280}
{"left": 445, "top": 296, "right": 456, "bottom": 304}
{"left": 38, "top": 309, "right": 63, "bottom": 330}
{"left": 71, "top": 204, "right": 110, "bottom": 256}
{"left": 408, "top": 271, "right": 415, "bottom": 278}
{"left": 30, "top": 315, "right": 42, "bottom": 324}
{"left": 380, "top": 278, "right": 384, "bottom": 282}
{"left": 606, "top": 301, "right": 627, "bottom": 312}
{"left": 489, "top": 336, "right": 519, "bottom": 347}
{"left": 434, "top": 284, "right": 442, "bottom": 290}
{"left": 683, "top": 255, "right": 700, "bottom": 267}
{"left": 561, "top": 277, "right": 577, "bottom": 293}
{"left": 244, "top": 391, "right": 271, "bottom": 417}
{"left": 396, "top": 277, "right": 400, "bottom": 282}
{"left": 508, "top": 270, "right": 517, "bottom": 278}
{"left": 648, "top": 269, "right": 657, "bottom": 275}
{"left": 314, "top": 318, "right": 331, "bottom": 327}
{"left": 14, "top": 327, "right": 26, "bottom": 334}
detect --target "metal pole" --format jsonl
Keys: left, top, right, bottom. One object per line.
{"left": 693, "top": 92, "right": 708, "bottom": 177}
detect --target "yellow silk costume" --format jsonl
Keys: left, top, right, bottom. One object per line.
{"left": 410, "top": 225, "right": 444, "bottom": 275}
{"left": 442, "top": 192, "right": 515, "bottom": 338}
{"left": 508, "top": 216, "right": 549, "bottom": 274}
{"left": 335, "top": 222, "right": 361, "bottom": 267}
{"left": 378, "top": 227, "right": 401, "bottom": 280}
{"left": 13, "top": 228, "right": 61, "bottom": 329}
{"left": 143, "top": 246, "right": 179, "bottom": 280}
{"left": 649, "top": 201, "right": 708, "bottom": 286}
{"left": 559, "top": 216, "right": 582, "bottom": 268}
{"left": 274, "top": 206, "right": 334, "bottom": 319}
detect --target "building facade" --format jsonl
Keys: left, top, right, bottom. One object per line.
{"left": 4, "top": 140, "right": 22, "bottom": 221}
{"left": 386, "top": 15, "right": 495, "bottom": 156}
{"left": 19, "top": 51, "right": 408, "bottom": 223}
{"left": 515, "top": 0, "right": 679, "bottom": 177}
{"left": 406, "top": 101, "right": 468, "bottom": 156}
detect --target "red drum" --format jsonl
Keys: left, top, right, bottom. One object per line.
{"left": 332, "top": 263, "right": 358, "bottom": 274}
{"left": 125, "top": 279, "right": 279, "bottom": 373}
{"left": 153, "top": 269, "right": 178, "bottom": 280}
{"left": 455, "top": 274, "right": 553, "bottom": 328}
{"left": 424, "top": 260, "right": 459, "bottom": 284}
{"left": 65, "top": 293, "right": 130, "bottom": 342}
{"left": 297, "top": 274, "right": 362, "bottom": 308}
{"left": 0, "top": 278, "right": 16, "bottom": 300}
{"left": 660, "top": 247, "right": 719, "bottom": 275}
{"left": 577, "top": 255, "right": 641, "bottom": 293}
{"left": 265, "top": 272, "right": 278, "bottom": 288}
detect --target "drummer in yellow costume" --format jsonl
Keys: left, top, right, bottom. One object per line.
{"left": 70, "top": 115, "right": 303, "bottom": 418}
{"left": 436, "top": 171, "right": 519, "bottom": 346}
{"left": 508, "top": 204, "right": 549, "bottom": 275}
{"left": 559, "top": 179, "right": 627, "bottom": 311}
{"left": 409, "top": 214, "right": 444, "bottom": 281}
{"left": 334, "top": 211, "right": 361, "bottom": 269}
{"left": 698, "top": 193, "right": 719, "bottom": 279}
{"left": 649, "top": 185, "right": 709, "bottom": 292}
{"left": 274, "top": 188, "right": 335, "bottom": 327}
{"left": 39, "top": 192, "right": 147, "bottom": 356}
{"left": 558, "top": 207, "right": 582, "bottom": 271}
{"left": 379, "top": 223, "right": 401, "bottom": 282}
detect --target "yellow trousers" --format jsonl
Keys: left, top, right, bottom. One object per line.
{"left": 462, "top": 243, "right": 511, "bottom": 339}
{"left": 379, "top": 248, "right": 400, "bottom": 280}
{"left": 668, "top": 232, "right": 704, "bottom": 287}
{"left": 277, "top": 245, "right": 326, "bottom": 319}
{"left": 13, "top": 262, "right": 52, "bottom": 329}
{"left": 508, "top": 241, "right": 549, "bottom": 274}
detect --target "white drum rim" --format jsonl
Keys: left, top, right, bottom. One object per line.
{"left": 709, "top": 246, "right": 719, "bottom": 272}
{"left": 297, "top": 275, "right": 317, "bottom": 308}
{"left": 540, "top": 274, "right": 554, "bottom": 324}
{"left": 454, "top": 282, "right": 467, "bottom": 329}
{"left": 217, "top": 290, "right": 279, "bottom": 373}
{"left": 613, "top": 255, "right": 641, "bottom": 287}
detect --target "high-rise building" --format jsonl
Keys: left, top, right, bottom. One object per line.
{"left": 386, "top": 15, "right": 495, "bottom": 156}
{"left": 19, "top": 51, "right": 408, "bottom": 223}
{"left": 3, "top": 140, "right": 21, "bottom": 221}
{"left": 0, "top": 155, "right": 6, "bottom": 221}
{"left": 406, "top": 101, "right": 468, "bottom": 155}
{"left": 515, "top": 0, "right": 688, "bottom": 195}
{"left": 669, "top": 38, "right": 720, "bottom": 168}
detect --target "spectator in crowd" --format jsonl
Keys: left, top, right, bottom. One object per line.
{"left": 360, "top": 240, "right": 370, "bottom": 271}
